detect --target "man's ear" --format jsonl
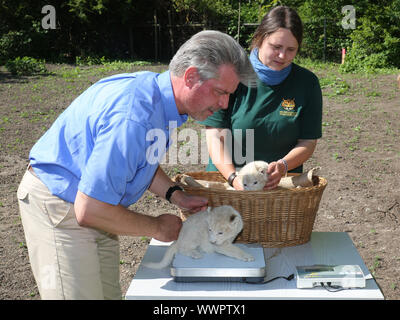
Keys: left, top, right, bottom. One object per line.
{"left": 184, "top": 66, "right": 200, "bottom": 88}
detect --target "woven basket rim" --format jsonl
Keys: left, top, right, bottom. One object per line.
{"left": 174, "top": 171, "right": 327, "bottom": 195}
{"left": 175, "top": 171, "right": 328, "bottom": 248}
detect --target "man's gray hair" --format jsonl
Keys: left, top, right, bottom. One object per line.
{"left": 169, "top": 30, "right": 257, "bottom": 87}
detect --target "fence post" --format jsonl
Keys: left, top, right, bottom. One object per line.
{"left": 341, "top": 48, "right": 346, "bottom": 64}
{"left": 168, "top": 10, "right": 175, "bottom": 57}
{"left": 323, "top": 17, "right": 326, "bottom": 62}
{"left": 154, "top": 11, "right": 158, "bottom": 61}
{"left": 128, "top": 27, "right": 134, "bottom": 59}
{"left": 237, "top": 0, "right": 241, "bottom": 43}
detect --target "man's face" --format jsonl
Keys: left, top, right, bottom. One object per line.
{"left": 184, "top": 64, "right": 240, "bottom": 121}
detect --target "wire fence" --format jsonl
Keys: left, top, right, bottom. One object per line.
{"left": 129, "top": 13, "right": 349, "bottom": 63}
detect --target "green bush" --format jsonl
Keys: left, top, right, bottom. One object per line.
{"left": 0, "top": 31, "right": 33, "bottom": 65}
{"left": 5, "top": 56, "right": 47, "bottom": 76}
{"left": 340, "top": 7, "right": 400, "bottom": 73}
{"left": 75, "top": 55, "right": 108, "bottom": 66}
{"left": 339, "top": 44, "right": 391, "bottom": 73}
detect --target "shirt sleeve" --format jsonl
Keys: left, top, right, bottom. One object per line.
{"left": 78, "top": 116, "right": 148, "bottom": 205}
{"left": 299, "top": 74, "right": 323, "bottom": 139}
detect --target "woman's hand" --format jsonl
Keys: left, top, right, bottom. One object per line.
{"left": 264, "top": 161, "right": 286, "bottom": 190}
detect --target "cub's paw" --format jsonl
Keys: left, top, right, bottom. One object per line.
{"left": 241, "top": 253, "right": 255, "bottom": 262}
{"left": 190, "top": 251, "right": 203, "bottom": 259}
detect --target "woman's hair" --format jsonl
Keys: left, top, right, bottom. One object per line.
{"left": 251, "top": 6, "right": 303, "bottom": 50}
{"left": 169, "top": 30, "right": 257, "bottom": 87}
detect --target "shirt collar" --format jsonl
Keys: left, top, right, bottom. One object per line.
{"left": 157, "top": 71, "right": 188, "bottom": 127}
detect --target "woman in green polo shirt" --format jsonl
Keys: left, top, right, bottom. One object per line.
{"left": 199, "top": 6, "right": 322, "bottom": 190}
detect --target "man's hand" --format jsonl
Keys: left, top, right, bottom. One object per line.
{"left": 74, "top": 191, "right": 182, "bottom": 241}
{"left": 154, "top": 214, "right": 183, "bottom": 242}
{"left": 148, "top": 166, "right": 207, "bottom": 214}
{"left": 170, "top": 190, "right": 208, "bottom": 214}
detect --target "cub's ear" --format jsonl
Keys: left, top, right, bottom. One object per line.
{"left": 256, "top": 163, "right": 268, "bottom": 173}
{"left": 207, "top": 207, "right": 212, "bottom": 213}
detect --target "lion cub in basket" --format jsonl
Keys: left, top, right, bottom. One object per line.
{"left": 236, "top": 160, "right": 269, "bottom": 191}
{"left": 182, "top": 161, "right": 269, "bottom": 191}
{"left": 143, "top": 205, "right": 254, "bottom": 269}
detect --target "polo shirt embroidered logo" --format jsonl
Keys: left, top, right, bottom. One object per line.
{"left": 280, "top": 98, "right": 297, "bottom": 116}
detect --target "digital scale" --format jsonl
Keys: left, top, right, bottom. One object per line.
{"left": 295, "top": 264, "right": 366, "bottom": 289}
{"left": 171, "top": 244, "right": 266, "bottom": 283}
{"left": 170, "top": 245, "right": 367, "bottom": 290}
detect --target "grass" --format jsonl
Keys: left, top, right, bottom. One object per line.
{"left": 319, "top": 74, "right": 351, "bottom": 97}
{"left": 1, "top": 57, "right": 400, "bottom": 299}
{"left": 0, "top": 59, "right": 166, "bottom": 156}
{"left": 1, "top": 58, "right": 398, "bottom": 160}
{"left": 370, "top": 255, "right": 383, "bottom": 277}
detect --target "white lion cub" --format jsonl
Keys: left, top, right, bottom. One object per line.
{"left": 236, "top": 160, "right": 269, "bottom": 191}
{"left": 143, "top": 205, "right": 254, "bottom": 269}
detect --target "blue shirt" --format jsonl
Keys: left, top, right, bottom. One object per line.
{"left": 29, "top": 71, "right": 187, "bottom": 207}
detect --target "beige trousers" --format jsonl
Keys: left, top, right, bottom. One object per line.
{"left": 17, "top": 169, "right": 121, "bottom": 300}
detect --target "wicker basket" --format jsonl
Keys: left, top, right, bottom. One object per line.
{"left": 174, "top": 171, "right": 327, "bottom": 248}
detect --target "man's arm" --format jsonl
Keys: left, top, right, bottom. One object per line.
{"left": 74, "top": 166, "right": 208, "bottom": 241}
{"left": 74, "top": 190, "right": 182, "bottom": 242}
{"left": 148, "top": 166, "right": 208, "bottom": 213}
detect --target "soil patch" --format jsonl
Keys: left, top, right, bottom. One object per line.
{"left": 0, "top": 64, "right": 399, "bottom": 299}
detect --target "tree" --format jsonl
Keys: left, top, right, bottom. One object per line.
{"left": 0, "top": 0, "right": 398, "bottom": 68}
{"left": 341, "top": 0, "right": 400, "bottom": 71}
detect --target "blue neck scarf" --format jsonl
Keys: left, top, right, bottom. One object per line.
{"left": 249, "top": 48, "right": 292, "bottom": 86}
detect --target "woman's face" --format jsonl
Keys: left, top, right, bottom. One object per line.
{"left": 257, "top": 28, "right": 299, "bottom": 71}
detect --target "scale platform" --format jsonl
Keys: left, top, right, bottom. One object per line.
{"left": 170, "top": 244, "right": 266, "bottom": 283}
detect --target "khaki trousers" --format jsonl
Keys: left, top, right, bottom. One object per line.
{"left": 17, "top": 169, "right": 121, "bottom": 300}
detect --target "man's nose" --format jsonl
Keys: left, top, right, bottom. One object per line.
{"left": 218, "top": 94, "right": 230, "bottom": 109}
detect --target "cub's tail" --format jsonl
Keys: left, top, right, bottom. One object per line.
{"left": 142, "top": 242, "right": 178, "bottom": 269}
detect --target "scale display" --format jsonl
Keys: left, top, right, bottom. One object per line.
{"left": 295, "top": 264, "right": 366, "bottom": 288}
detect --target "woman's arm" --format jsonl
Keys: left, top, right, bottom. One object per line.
{"left": 206, "top": 126, "right": 317, "bottom": 190}
{"left": 265, "top": 139, "right": 317, "bottom": 189}
{"left": 205, "top": 126, "right": 243, "bottom": 190}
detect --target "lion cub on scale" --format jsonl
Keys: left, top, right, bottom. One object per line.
{"left": 143, "top": 205, "right": 254, "bottom": 269}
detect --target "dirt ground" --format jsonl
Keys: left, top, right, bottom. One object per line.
{"left": 0, "top": 63, "right": 399, "bottom": 300}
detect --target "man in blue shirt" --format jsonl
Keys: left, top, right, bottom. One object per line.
{"left": 17, "top": 30, "right": 257, "bottom": 299}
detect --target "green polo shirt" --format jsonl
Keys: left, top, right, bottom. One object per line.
{"left": 199, "top": 63, "right": 322, "bottom": 173}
